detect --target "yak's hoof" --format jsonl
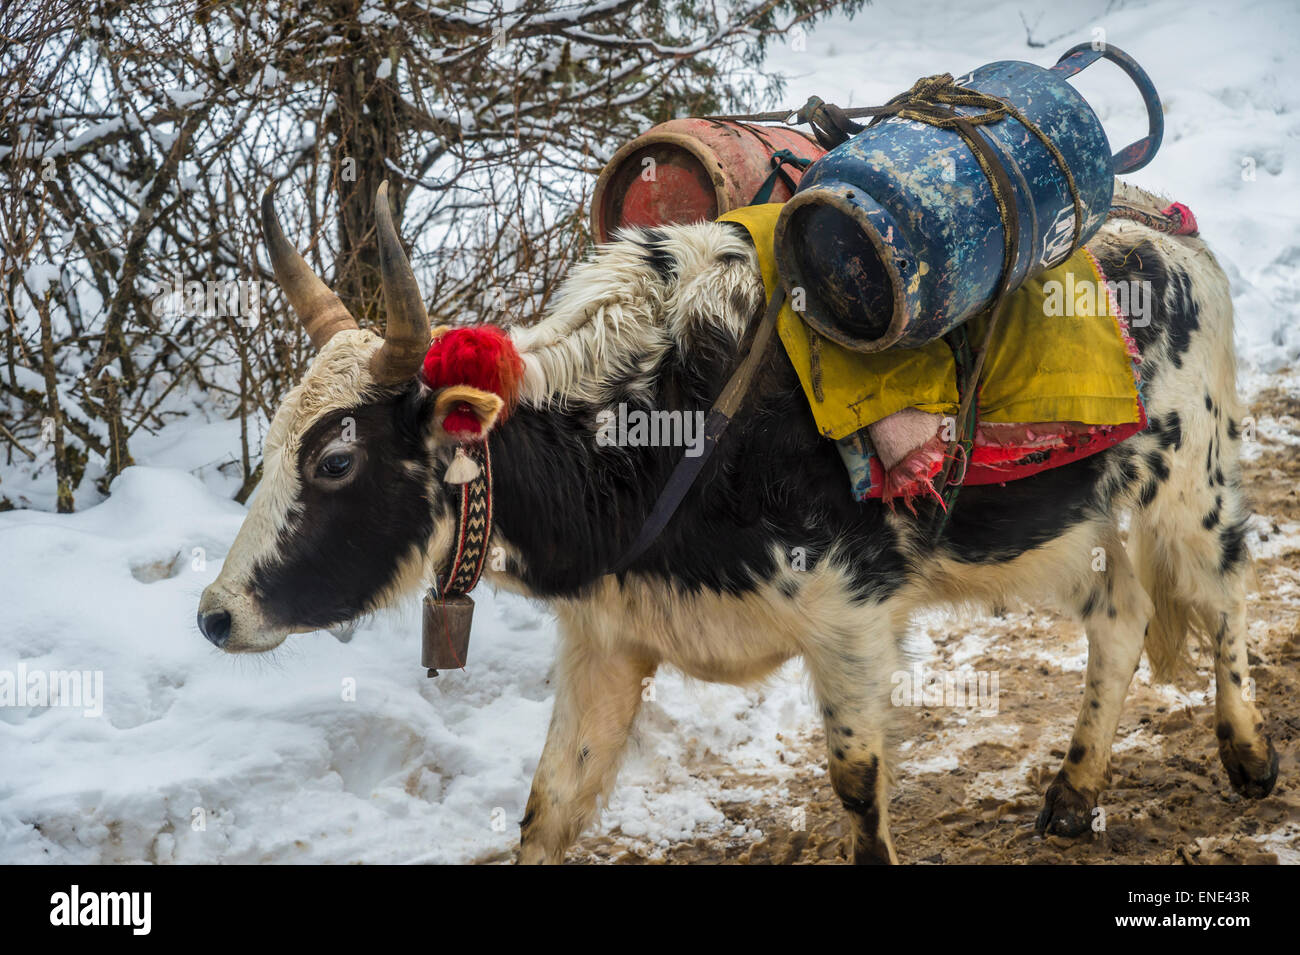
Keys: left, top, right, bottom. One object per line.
{"left": 852, "top": 839, "right": 895, "bottom": 865}
{"left": 1219, "top": 733, "right": 1280, "bottom": 799}
{"left": 1036, "top": 772, "right": 1097, "bottom": 837}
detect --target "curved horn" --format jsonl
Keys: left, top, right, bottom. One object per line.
{"left": 261, "top": 187, "right": 358, "bottom": 349}
{"left": 371, "top": 180, "right": 432, "bottom": 385}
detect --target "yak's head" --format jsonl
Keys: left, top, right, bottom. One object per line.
{"left": 197, "top": 182, "right": 520, "bottom": 652}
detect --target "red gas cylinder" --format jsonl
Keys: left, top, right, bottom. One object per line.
{"left": 590, "top": 118, "right": 825, "bottom": 244}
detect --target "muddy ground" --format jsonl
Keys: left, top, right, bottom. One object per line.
{"left": 562, "top": 382, "right": 1300, "bottom": 865}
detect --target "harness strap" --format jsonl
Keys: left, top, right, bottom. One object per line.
{"left": 705, "top": 96, "right": 865, "bottom": 149}
{"left": 918, "top": 101, "right": 1023, "bottom": 529}
{"left": 610, "top": 286, "right": 786, "bottom": 575}
{"left": 749, "top": 149, "right": 813, "bottom": 204}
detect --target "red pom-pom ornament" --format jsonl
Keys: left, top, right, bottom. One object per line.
{"left": 419, "top": 326, "right": 523, "bottom": 411}
{"left": 419, "top": 326, "right": 524, "bottom": 439}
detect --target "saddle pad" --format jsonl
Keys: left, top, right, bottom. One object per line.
{"left": 720, "top": 202, "right": 1146, "bottom": 502}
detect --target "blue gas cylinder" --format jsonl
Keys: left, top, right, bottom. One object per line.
{"left": 773, "top": 43, "right": 1164, "bottom": 352}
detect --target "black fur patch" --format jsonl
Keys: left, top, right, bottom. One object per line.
{"left": 1219, "top": 518, "right": 1248, "bottom": 573}
{"left": 1080, "top": 588, "right": 1101, "bottom": 619}
{"left": 1203, "top": 494, "right": 1222, "bottom": 530}
{"left": 1138, "top": 479, "right": 1160, "bottom": 508}
{"left": 1158, "top": 411, "right": 1182, "bottom": 451}
{"left": 939, "top": 453, "right": 1108, "bottom": 563}
{"left": 491, "top": 328, "right": 908, "bottom": 601}
{"left": 832, "top": 755, "right": 883, "bottom": 841}
{"left": 636, "top": 228, "right": 677, "bottom": 282}
{"left": 252, "top": 385, "right": 438, "bottom": 630}
{"left": 1164, "top": 268, "right": 1200, "bottom": 369}
{"left": 1146, "top": 449, "right": 1170, "bottom": 484}
{"left": 1091, "top": 238, "right": 1199, "bottom": 375}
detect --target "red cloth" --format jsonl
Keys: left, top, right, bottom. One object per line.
{"left": 861, "top": 248, "right": 1149, "bottom": 509}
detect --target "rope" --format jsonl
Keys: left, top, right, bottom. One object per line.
{"left": 1108, "top": 201, "right": 1198, "bottom": 236}
{"left": 712, "top": 75, "right": 1086, "bottom": 542}
{"left": 844, "top": 74, "right": 1083, "bottom": 540}
{"left": 708, "top": 76, "right": 1086, "bottom": 260}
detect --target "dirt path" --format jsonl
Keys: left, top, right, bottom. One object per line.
{"left": 565, "top": 381, "right": 1300, "bottom": 865}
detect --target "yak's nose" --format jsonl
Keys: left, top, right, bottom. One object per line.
{"left": 198, "top": 609, "right": 232, "bottom": 647}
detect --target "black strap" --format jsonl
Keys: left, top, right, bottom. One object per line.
{"left": 610, "top": 287, "right": 786, "bottom": 575}
{"left": 609, "top": 408, "right": 730, "bottom": 576}
{"left": 706, "top": 97, "right": 865, "bottom": 149}
{"left": 804, "top": 98, "right": 866, "bottom": 150}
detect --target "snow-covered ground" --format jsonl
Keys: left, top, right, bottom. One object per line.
{"left": 2, "top": 0, "right": 1298, "bottom": 863}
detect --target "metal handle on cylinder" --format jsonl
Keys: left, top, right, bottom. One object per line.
{"left": 1052, "top": 43, "right": 1164, "bottom": 175}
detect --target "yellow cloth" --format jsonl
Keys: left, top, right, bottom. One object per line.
{"left": 719, "top": 203, "right": 1142, "bottom": 440}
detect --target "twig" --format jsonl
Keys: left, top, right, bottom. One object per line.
{"left": 0, "top": 421, "right": 37, "bottom": 460}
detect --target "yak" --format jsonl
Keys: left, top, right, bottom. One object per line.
{"left": 198, "top": 179, "right": 1277, "bottom": 863}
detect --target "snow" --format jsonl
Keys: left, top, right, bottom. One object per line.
{"left": 2, "top": 0, "right": 1298, "bottom": 864}
{"left": 0, "top": 464, "right": 812, "bottom": 862}
{"left": 164, "top": 87, "right": 206, "bottom": 108}
{"left": 19, "top": 118, "right": 126, "bottom": 161}
{"left": 23, "top": 263, "right": 61, "bottom": 295}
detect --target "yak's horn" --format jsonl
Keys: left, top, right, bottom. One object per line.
{"left": 371, "top": 180, "right": 432, "bottom": 384}
{"left": 261, "top": 187, "right": 358, "bottom": 349}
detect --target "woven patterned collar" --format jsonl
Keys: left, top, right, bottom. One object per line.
{"left": 436, "top": 441, "right": 493, "bottom": 597}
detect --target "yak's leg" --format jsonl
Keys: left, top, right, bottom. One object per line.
{"left": 1038, "top": 530, "right": 1151, "bottom": 836}
{"left": 518, "top": 630, "right": 656, "bottom": 864}
{"left": 1212, "top": 595, "right": 1279, "bottom": 796}
{"left": 801, "top": 621, "right": 899, "bottom": 864}
{"left": 1130, "top": 411, "right": 1277, "bottom": 796}
{"left": 1201, "top": 417, "right": 1278, "bottom": 793}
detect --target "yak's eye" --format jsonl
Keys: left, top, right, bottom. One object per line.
{"left": 317, "top": 453, "right": 354, "bottom": 479}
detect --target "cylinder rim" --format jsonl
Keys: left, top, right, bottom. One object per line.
{"left": 775, "top": 185, "right": 911, "bottom": 353}
{"left": 590, "top": 129, "right": 727, "bottom": 244}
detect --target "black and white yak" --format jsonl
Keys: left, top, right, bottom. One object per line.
{"left": 198, "top": 179, "right": 1278, "bottom": 864}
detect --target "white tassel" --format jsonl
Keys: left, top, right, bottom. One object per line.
{"left": 444, "top": 447, "right": 481, "bottom": 484}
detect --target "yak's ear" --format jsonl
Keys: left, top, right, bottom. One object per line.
{"left": 430, "top": 384, "right": 504, "bottom": 443}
